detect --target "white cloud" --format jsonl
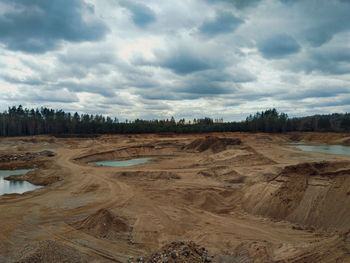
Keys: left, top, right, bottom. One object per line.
{"left": 0, "top": 0, "right": 350, "bottom": 121}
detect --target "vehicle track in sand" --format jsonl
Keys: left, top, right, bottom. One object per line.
{"left": 0, "top": 133, "right": 349, "bottom": 262}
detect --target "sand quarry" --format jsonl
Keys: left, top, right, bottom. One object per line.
{"left": 0, "top": 133, "right": 350, "bottom": 263}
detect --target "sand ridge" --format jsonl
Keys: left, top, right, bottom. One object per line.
{"left": 0, "top": 133, "right": 349, "bottom": 262}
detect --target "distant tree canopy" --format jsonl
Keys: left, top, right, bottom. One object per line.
{"left": 245, "top": 108, "right": 288, "bottom": 133}
{"left": 0, "top": 106, "right": 350, "bottom": 137}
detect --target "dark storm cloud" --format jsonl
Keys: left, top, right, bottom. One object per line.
{"left": 303, "top": 24, "right": 346, "bottom": 48}
{"left": 174, "top": 72, "right": 241, "bottom": 98}
{"left": 301, "top": 87, "right": 349, "bottom": 99}
{"left": 199, "top": 11, "right": 243, "bottom": 36}
{"left": 176, "top": 80, "right": 236, "bottom": 95}
{"left": 316, "top": 97, "right": 350, "bottom": 107}
{"left": 0, "top": 0, "right": 107, "bottom": 53}
{"left": 287, "top": 41, "right": 350, "bottom": 75}
{"left": 232, "top": 92, "right": 274, "bottom": 101}
{"left": 187, "top": 69, "right": 256, "bottom": 85}
{"left": 172, "top": 70, "right": 246, "bottom": 98}
{"left": 5, "top": 87, "right": 79, "bottom": 103}
{"left": 153, "top": 43, "right": 238, "bottom": 76}
{"left": 132, "top": 42, "right": 256, "bottom": 100}
{"left": 133, "top": 69, "right": 253, "bottom": 101}
{"left": 311, "top": 44, "right": 350, "bottom": 68}
{"left": 132, "top": 58, "right": 257, "bottom": 100}
{"left": 279, "top": 0, "right": 302, "bottom": 4}
{"left": 160, "top": 51, "right": 213, "bottom": 75}
{"left": 304, "top": 49, "right": 350, "bottom": 75}
{"left": 120, "top": 1, "right": 156, "bottom": 27}
{"left": 59, "top": 81, "right": 117, "bottom": 97}
{"left": 279, "top": 0, "right": 350, "bottom": 47}
{"left": 278, "top": 86, "right": 350, "bottom": 100}
{"left": 58, "top": 50, "right": 115, "bottom": 67}
{"left": 0, "top": 74, "right": 43, "bottom": 86}
{"left": 258, "top": 34, "right": 301, "bottom": 59}
{"left": 205, "top": 0, "right": 262, "bottom": 9}
{"left": 138, "top": 90, "right": 180, "bottom": 101}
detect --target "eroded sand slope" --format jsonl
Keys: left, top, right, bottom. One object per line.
{"left": 0, "top": 133, "right": 349, "bottom": 262}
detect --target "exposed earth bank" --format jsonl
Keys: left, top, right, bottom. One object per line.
{"left": 0, "top": 132, "right": 350, "bottom": 262}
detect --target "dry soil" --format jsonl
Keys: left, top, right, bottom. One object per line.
{"left": 0, "top": 133, "right": 350, "bottom": 262}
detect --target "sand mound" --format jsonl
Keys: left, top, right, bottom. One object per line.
{"left": 214, "top": 241, "right": 272, "bottom": 263}
{"left": 184, "top": 136, "right": 242, "bottom": 153}
{"left": 214, "top": 153, "right": 276, "bottom": 167}
{"left": 76, "top": 145, "right": 174, "bottom": 163}
{"left": 243, "top": 161, "right": 350, "bottom": 230}
{"left": 0, "top": 151, "right": 55, "bottom": 163}
{"left": 116, "top": 171, "right": 181, "bottom": 180}
{"left": 146, "top": 241, "right": 212, "bottom": 263}
{"left": 338, "top": 138, "right": 350, "bottom": 146}
{"left": 199, "top": 166, "right": 245, "bottom": 184}
{"left": 344, "top": 230, "right": 350, "bottom": 254}
{"left": 199, "top": 166, "right": 238, "bottom": 177}
{"left": 5, "top": 169, "right": 61, "bottom": 186}
{"left": 182, "top": 188, "right": 238, "bottom": 214}
{"left": 14, "top": 240, "right": 90, "bottom": 263}
{"left": 79, "top": 183, "right": 100, "bottom": 193}
{"left": 74, "top": 208, "right": 129, "bottom": 240}
{"left": 289, "top": 133, "right": 303, "bottom": 142}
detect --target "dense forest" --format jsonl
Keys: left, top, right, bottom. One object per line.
{"left": 1, "top": 106, "right": 350, "bottom": 137}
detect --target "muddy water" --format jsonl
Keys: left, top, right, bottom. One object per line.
{"left": 295, "top": 145, "right": 350, "bottom": 156}
{"left": 0, "top": 169, "right": 41, "bottom": 195}
{"left": 93, "top": 158, "right": 152, "bottom": 167}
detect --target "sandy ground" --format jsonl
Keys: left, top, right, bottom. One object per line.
{"left": 0, "top": 133, "right": 350, "bottom": 262}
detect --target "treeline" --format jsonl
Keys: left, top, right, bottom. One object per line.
{"left": 244, "top": 108, "right": 350, "bottom": 133}
{"left": 0, "top": 106, "right": 350, "bottom": 137}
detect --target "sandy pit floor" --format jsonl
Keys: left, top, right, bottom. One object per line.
{"left": 0, "top": 133, "right": 350, "bottom": 262}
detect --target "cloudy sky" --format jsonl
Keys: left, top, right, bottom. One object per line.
{"left": 0, "top": 0, "right": 350, "bottom": 121}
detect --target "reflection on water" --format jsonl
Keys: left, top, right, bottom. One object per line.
{"left": 294, "top": 145, "right": 350, "bottom": 156}
{"left": 93, "top": 158, "right": 152, "bottom": 167}
{"left": 0, "top": 169, "right": 41, "bottom": 195}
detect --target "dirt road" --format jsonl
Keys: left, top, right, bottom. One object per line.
{"left": 0, "top": 133, "right": 349, "bottom": 262}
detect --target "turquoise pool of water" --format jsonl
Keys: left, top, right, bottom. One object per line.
{"left": 294, "top": 145, "right": 350, "bottom": 156}
{"left": 93, "top": 157, "right": 152, "bottom": 167}
{"left": 0, "top": 169, "right": 41, "bottom": 195}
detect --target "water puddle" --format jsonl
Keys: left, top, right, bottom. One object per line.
{"left": 93, "top": 157, "right": 152, "bottom": 167}
{"left": 294, "top": 145, "right": 350, "bottom": 156}
{"left": 0, "top": 169, "right": 41, "bottom": 195}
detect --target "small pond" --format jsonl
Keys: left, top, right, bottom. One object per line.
{"left": 93, "top": 157, "right": 152, "bottom": 167}
{"left": 0, "top": 169, "right": 41, "bottom": 195}
{"left": 294, "top": 145, "right": 350, "bottom": 156}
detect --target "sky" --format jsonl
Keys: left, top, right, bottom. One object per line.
{"left": 0, "top": 0, "right": 350, "bottom": 121}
